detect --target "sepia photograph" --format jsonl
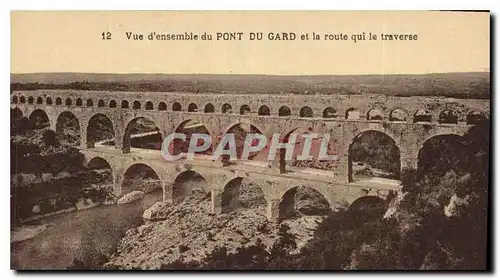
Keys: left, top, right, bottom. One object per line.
{"left": 9, "top": 10, "right": 490, "bottom": 271}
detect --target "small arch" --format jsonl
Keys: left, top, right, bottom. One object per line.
{"left": 20, "top": 96, "right": 26, "bottom": 103}
{"left": 345, "top": 108, "right": 360, "bottom": 120}
{"left": 221, "top": 103, "right": 232, "bottom": 114}
{"left": 145, "top": 101, "right": 154, "bottom": 110}
{"left": 322, "top": 107, "right": 337, "bottom": 118}
{"left": 133, "top": 101, "right": 141, "bottom": 110}
{"left": 46, "top": 97, "right": 53, "bottom": 105}
{"left": 278, "top": 106, "right": 291, "bottom": 117}
{"left": 258, "top": 105, "right": 271, "bottom": 116}
{"left": 121, "top": 163, "right": 162, "bottom": 196}
{"left": 172, "top": 170, "right": 208, "bottom": 202}
{"left": 76, "top": 98, "right": 83, "bottom": 106}
{"left": 188, "top": 103, "right": 198, "bottom": 112}
{"left": 466, "top": 111, "right": 487, "bottom": 125}
{"left": 414, "top": 109, "right": 432, "bottom": 123}
{"left": 28, "top": 96, "right": 34, "bottom": 104}
{"left": 36, "top": 97, "right": 43, "bottom": 104}
{"left": 109, "top": 100, "right": 117, "bottom": 108}
{"left": 240, "top": 105, "right": 251, "bottom": 115}
{"left": 204, "top": 103, "right": 215, "bottom": 113}
{"left": 299, "top": 106, "right": 313, "bottom": 118}
{"left": 86, "top": 99, "right": 94, "bottom": 107}
{"left": 367, "top": 108, "right": 383, "bottom": 121}
{"left": 439, "top": 110, "right": 458, "bottom": 124}
{"left": 56, "top": 97, "right": 62, "bottom": 105}
{"left": 158, "top": 102, "right": 167, "bottom": 111}
{"left": 98, "top": 99, "right": 106, "bottom": 108}
{"left": 172, "top": 102, "right": 182, "bottom": 112}
{"left": 65, "top": 98, "right": 72, "bottom": 106}
{"left": 389, "top": 109, "right": 406, "bottom": 121}
{"left": 12, "top": 96, "right": 18, "bottom": 104}
{"left": 121, "top": 100, "right": 129, "bottom": 109}
{"left": 279, "top": 186, "right": 331, "bottom": 221}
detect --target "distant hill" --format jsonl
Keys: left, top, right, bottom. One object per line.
{"left": 10, "top": 72, "right": 490, "bottom": 99}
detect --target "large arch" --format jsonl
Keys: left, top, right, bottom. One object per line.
{"left": 172, "top": 170, "right": 208, "bottom": 203}
{"left": 10, "top": 107, "right": 23, "bottom": 121}
{"left": 173, "top": 119, "right": 213, "bottom": 157}
{"left": 348, "top": 130, "right": 401, "bottom": 182}
{"left": 417, "top": 133, "right": 471, "bottom": 176}
{"left": 87, "top": 157, "right": 114, "bottom": 192}
{"left": 278, "top": 186, "right": 331, "bottom": 221}
{"left": 29, "top": 109, "right": 50, "bottom": 129}
{"left": 55, "top": 111, "right": 81, "bottom": 146}
{"left": 278, "top": 106, "right": 291, "bottom": 117}
{"left": 122, "top": 117, "right": 162, "bottom": 153}
{"left": 121, "top": 163, "right": 162, "bottom": 196}
{"left": 221, "top": 122, "right": 265, "bottom": 161}
{"left": 221, "top": 177, "right": 267, "bottom": 214}
{"left": 347, "top": 196, "right": 387, "bottom": 224}
{"left": 86, "top": 113, "right": 115, "bottom": 148}
{"left": 258, "top": 105, "right": 271, "bottom": 116}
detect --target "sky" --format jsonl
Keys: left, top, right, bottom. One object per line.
{"left": 11, "top": 11, "right": 490, "bottom": 75}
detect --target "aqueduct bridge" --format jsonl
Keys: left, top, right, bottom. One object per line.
{"left": 11, "top": 90, "right": 490, "bottom": 221}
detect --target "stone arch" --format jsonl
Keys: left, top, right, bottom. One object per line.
{"left": 367, "top": 108, "right": 383, "bottom": 121}
{"left": 122, "top": 116, "right": 162, "bottom": 153}
{"left": 348, "top": 130, "right": 401, "bottom": 182}
{"left": 390, "top": 108, "right": 407, "bottom": 121}
{"left": 222, "top": 103, "right": 232, "bottom": 114}
{"left": 439, "top": 110, "right": 459, "bottom": 124}
{"left": 278, "top": 186, "right": 331, "bottom": 221}
{"left": 173, "top": 119, "right": 214, "bottom": 156}
{"left": 98, "top": 99, "right": 106, "bottom": 108}
{"left": 345, "top": 108, "right": 360, "bottom": 120}
{"left": 87, "top": 157, "right": 114, "bottom": 191}
{"left": 240, "top": 105, "right": 251, "bottom": 115}
{"left": 221, "top": 122, "right": 265, "bottom": 160}
{"left": 188, "top": 103, "right": 198, "bottom": 112}
{"left": 171, "top": 170, "right": 208, "bottom": 203}
{"left": 258, "top": 105, "right": 271, "bottom": 116}
{"left": 86, "top": 113, "right": 115, "bottom": 148}
{"left": 299, "top": 106, "right": 313, "bottom": 118}
{"left": 10, "top": 107, "right": 23, "bottom": 120}
{"left": 20, "top": 96, "right": 26, "bottom": 103}
{"left": 76, "top": 98, "right": 83, "bottom": 106}
{"left": 86, "top": 99, "right": 94, "bottom": 107}
{"left": 28, "top": 96, "right": 34, "bottom": 104}
{"left": 145, "top": 101, "right": 154, "bottom": 110}
{"left": 158, "top": 102, "right": 167, "bottom": 111}
{"left": 323, "top": 107, "right": 337, "bottom": 118}
{"left": 36, "top": 97, "right": 43, "bottom": 104}
{"left": 29, "top": 109, "right": 50, "bottom": 129}
{"left": 133, "top": 100, "right": 141, "bottom": 110}
{"left": 55, "top": 111, "right": 81, "bottom": 146}
{"left": 414, "top": 109, "right": 432, "bottom": 123}
{"left": 56, "top": 97, "right": 62, "bottom": 105}
{"left": 220, "top": 177, "right": 267, "bottom": 214}
{"left": 347, "top": 196, "right": 387, "bottom": 222}
{"left": 278, "top": 106, "right": 291, "bottom": 117}
{"left": 121, "top": 100, "right": 129, "bottom": 109}
{"left": 65, "top": 98, "right": 72, "bottom": 106}
{"left": 121, "top": 163, "right": 163, "bottom": 196}
{"left": 172, "top": 102, "right": 182, "bottom": 112}
{"left": 46, "top": 97, "right": 53, "bottom": 105}
{"left": 417, "top": 133, "right": 471, "bottom": 176}
{"left": 12, "top": 95, "right": 18, "bottom": 104}
{"left": 466, "top": 111, "right": 487, "bottom": 125}
{"left": 109, "top": 100, "right": 117, "bottom": 108}
{"left": 204, "top": 103, "right": 215, "bottom": 113}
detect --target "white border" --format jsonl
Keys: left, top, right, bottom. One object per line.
{"left": 3, "top": 0, "right": 499, "bottom": 279}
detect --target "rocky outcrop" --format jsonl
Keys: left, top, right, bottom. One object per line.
{"left": 117, "top": 191, "right": 145, "bottom": 204}
{"left": 142, "top": 202, "right": 172, "bottom": 221}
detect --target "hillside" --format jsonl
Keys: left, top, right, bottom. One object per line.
{"left": 11, "top": 72, "right": 490, "bottom": 99}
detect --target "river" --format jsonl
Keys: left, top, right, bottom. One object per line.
{"left": 11, "top": 190, "right": 163, "bottom": 270}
